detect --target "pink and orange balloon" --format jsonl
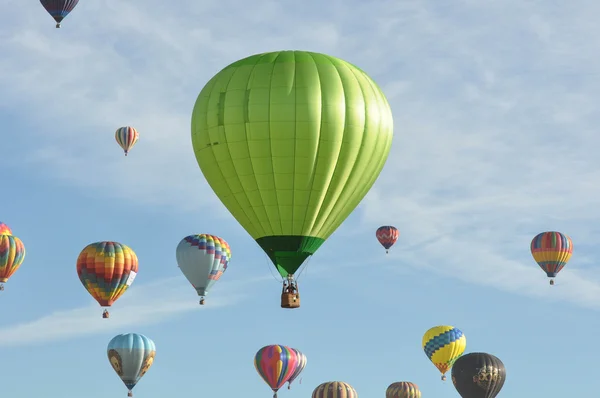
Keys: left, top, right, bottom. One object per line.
{"left": 254, "top": 345, "right": 298, "bottom": 398}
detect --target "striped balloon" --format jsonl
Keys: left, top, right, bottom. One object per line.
{"left": 115, "top": 126, "right": 139, "bottom": 156}
{"left": 422, "top": 325, "right": 466, "bottom": 380}
{"left": 530, "top": 231, "right": 572, "bottom": 285}
{"left": 376, "top": 226, "right": 399, "bottom": 253}
{"left": 287, "top": 348, "right": 307, "bottom": 389}
{"left": 386, "top": 382, "right": 421, "bottom": 398}
{"left": 76, "top": 241, "right": 138, "bottom": 316}
{"left": 40, "top": 0, "right": 79, "bottom": 28}
{"left": 0, "top": 234, "right": 26, "bottom": 289}
{"left": 312, "top": 381, "right": 357, "bottom": 398}
{"left": 0, "top": 222, "right": 12, "bottom": 236}
{"left": 254, "top": 345, "right": 298, "bottom": 397}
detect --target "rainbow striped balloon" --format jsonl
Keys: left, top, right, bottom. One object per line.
{"left": 287, "top": 347, "right": 306, "bottom": 389}
{"left": 312, "top": 381, "right": 357, "bottom": 398}
{"left": 254, "top": 345, "right": 298, "bottom": 397}
{"left": 0, "top": 234, "right": 26, "bottom": 288}
{"left": 386, "top": 382, "right": 421, "bottom": 398}
{"left": 531, "top": 231, "right": 572, "bottom": 284}
{"left": 76, "top": 241, "right": 138, "bottom": 315}
{"left": 115, "top": 126, "right": 139, "bottom": 156}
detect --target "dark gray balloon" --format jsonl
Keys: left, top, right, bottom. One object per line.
{"left": 451, "top": 353, "right": 506, "bottom": 398}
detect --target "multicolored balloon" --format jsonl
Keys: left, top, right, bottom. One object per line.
{"left": 107, "top": 333, "right": 156, "bottom": 397}
{"left": 530, "top": 231, "right": 572, "bottom": 285}
{"left": 115, "top": 126, "right": 139, "bottom": 156}
{"left": 451, "top": 352, "right": 506, "bottom": 398}
{"left": 376, "top": 226, "right": 399, "bottom": 254}
{"left": 254, "top": 345, "right": 298, "bottom": 397}
{"left": 76, "top": 241, "right": 138, "bottom": 317}
{"left": 422, "top": 325, "right": 466, "bottom": 380}
{"left": 386, "top": 382, "right": 421, "bottom": 398}
{"left": 312, "top": 381, "right": 357, "bottom": 398}
{"left": 0, "top": 234, "right": 26, "bottom": 290}
{"left": 191, "top": 51, "right": 394, "bottom": 303}
{"left": 40, "top": 0, "right": 79, "bottom": 28}
{"left": 176, "top": 234, "right": 231, "bottom": 305}
{"left": 287, "top": 348, "right": 307, "bottom": 389}
{"left": 0, "top": 222, "right": 12, "bottom": 235}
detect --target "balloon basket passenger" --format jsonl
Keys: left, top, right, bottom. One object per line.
{"left": 281, "top": 279, "right": 300, "bottom": 309}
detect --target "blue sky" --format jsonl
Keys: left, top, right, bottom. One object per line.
{"left": 1, "top": 0, "right": 599, "bottom": 397}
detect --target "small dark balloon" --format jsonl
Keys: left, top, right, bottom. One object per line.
{"left": 39, "top": 0, "right": 79, "bottom": 27}
{"left": 451, "top": 352, "right": 506, "bottom": 398}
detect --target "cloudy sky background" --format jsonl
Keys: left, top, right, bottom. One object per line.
{"left": 0, "top": 0, "right": 598, "bottom": 397}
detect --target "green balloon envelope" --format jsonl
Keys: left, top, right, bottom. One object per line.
{"left": 191, "top": 50, "right": 394, "bottom": 278}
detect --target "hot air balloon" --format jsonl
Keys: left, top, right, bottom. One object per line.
{"left": 422, "top": 325, "right": 466, "bottom": 381}
{"left": 76, "top": 241, "right": 138, "bottom": 318}
{"left": 115, "top": 126, "right": 139, "bottom": 156}
{"left": 0, "top": 233, "right": 25, "bottom": 291}
{"left": 0, "top": 222, "right": 12, "bottom": 235}
{"left": 287, "top": 348, "right": 307, "bottom": 389}
{"left": 530, "top": 231, "right": 572, "bottom": 285}
{"left": 191, "top": 50, "right": 394, "bottom": 308}
{"left": 40, "top": 0, "right": 79, "bottom": 28}
{"left": 386, "top": 382, "right": 421, "bottom": 398}
{"left": 451, "top": 352, "right": 505, "bottom": 398}
{"left": 312, "top": 381, "right": 357, "bottom": 398}
{"left": 254, "top": 345, "right": 298, "bottom": 398}
{"left": 376, "top": 226, "right": 399, "bottom": 254}
{"left": 176, "top": 234, "right": 231, "bottom": 305}
{"left": 107, "top": 333, "right": 156, "bottom": 397}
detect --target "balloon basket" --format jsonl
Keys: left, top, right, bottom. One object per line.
{"left": 102, "top": 311, "right": 110, "bottom": 319}
{"left": 441, "top": 375, "right": 446, "bottom": 381}
{"left": 199, "top": 298, "right": 205, "bottom": 305}
{"left": 0, "top": 284, "right": 4, "bottom": 291}
{"left": 550, "top": 279, "right": 554, "bottom": 286}
{"left": 128, "top": 391, "right": 133, "bottom": 397}
{"left": 281, "top": 292, "right": 300, "bottom": 308}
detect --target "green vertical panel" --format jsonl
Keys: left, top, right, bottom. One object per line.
{"left": 192, "top": 51, "right": 394, "bottom": 274}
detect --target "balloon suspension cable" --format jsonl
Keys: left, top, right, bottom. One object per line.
{"left": 441, "top": 375, "right": 446, "bottom": 381}
{"left": 550, "top": 279, "right": 555, "bottom": 286}
{"left": 295, "top": 256, "right": 312, "bottom": 282}
{"left": 199, "top": 298, "right": 205, "bottom": 305}
{"left": 262, "top": 253, "right": 283, "bottom": 282}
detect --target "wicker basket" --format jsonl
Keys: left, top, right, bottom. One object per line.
{"left": 281, "top": 292, "right": 300, "bottom": 308}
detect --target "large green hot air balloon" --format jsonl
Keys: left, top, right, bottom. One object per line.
{"left": 191, "top": 50, "right": 393, "bottom": 307}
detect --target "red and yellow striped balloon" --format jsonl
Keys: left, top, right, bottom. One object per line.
{"left": 0, "top": 234, "right": 26, "bottom": 288}
{"left": 386, "top": 382, "right": 421, "bottom": 398}
{"left": 76, "top": 241, "right": 138, "bottom": 313}
{"left": 312, "top": 381, "right": 357, "bottom": 398}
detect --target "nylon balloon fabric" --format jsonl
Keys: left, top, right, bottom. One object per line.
{"left": 376, "top": 226, "right": 399, "bottom": 250}
{"left": 312, "top": 381, "right": 357, "bottom": 398}
{"left": 530, "top": 231, "right": 572, "bottom": 277}
{"left": 115, "top": 126, "right": 139, "bottom": 156}
{"left": 451, "top": 352, "right": 506, "bottom": 398}
{"left": 176, "top": 234, "right": 231, "bottom": 298}
{"left": 39, "top": 0, "right": 79, "bottom": 27}
{"left": 191, "top": 50, "right": 394, "bottom": 279}
{"left": 422, "top": 325, "right": 466, "bottom": 378}
{"left": 107, "top": 333, "right": 156, "bottom": 396}
{"left": 386, "top": 382, "right": 421, "bottom": 398}
{"left": 254, "top": 345, "right": 298, "bottom": 397}
{"left": 76, "top": 241, "right": 138, "bottom": 306}
{"left": 0, "top": 235, "right": 26, "bottom": 283}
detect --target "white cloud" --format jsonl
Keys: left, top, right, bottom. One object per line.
{"left": 3, "top": 0, "right": 600, "bottom": 310}
{"left": 0, "top": 275, "right": 271, "bottom": 347}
